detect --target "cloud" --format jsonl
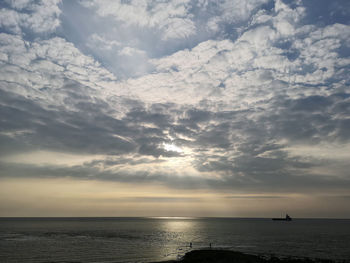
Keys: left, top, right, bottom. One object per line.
{"left": 118, "top": 47, "right": 146, "bottom": 56}
{"left": 87, "top": 34, "right": 122, "bottom": 51}
{"left": 0, "top": 0, "right": 350, "bottom": 201}
{"left": 59, "top": 0, "right": 271, "bottom": 80}
{"left": 118, "top": 0, "right": 349, "bottom": 107}
{"left": 2, "top": 80, "right": 349, "bottom": 193}
{"left": 80, "top": 0, "right": 196, "bottom": 41}
{"left": 0, "top": 8, "right": 22, "bottom": 34}
{"left": 0, "top": 0, "right": 61, "bottom": 34}
{"left": 0, "top": 33, "right": 117, "bottom": 108}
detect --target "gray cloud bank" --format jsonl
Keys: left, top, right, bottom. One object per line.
{"left": 0, "top": 0, "right": 350, "bottom": 194}
{"left": 1, "top": 87, "right": 350, "bottom": 192}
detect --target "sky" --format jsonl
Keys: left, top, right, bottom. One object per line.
{"left": 0, "top": 0, "right": 350, "bottom": 218}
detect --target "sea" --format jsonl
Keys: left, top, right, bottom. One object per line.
{"left": 0, "top": 217, "right": 349, "bottom": 263}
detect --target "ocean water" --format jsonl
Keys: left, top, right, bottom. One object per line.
{"left": 0, "top": 217, "right": 349, "bottom": 263}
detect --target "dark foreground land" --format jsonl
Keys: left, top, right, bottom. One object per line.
{"left": 154, "top": 249, "right": 348, "bottom": 263}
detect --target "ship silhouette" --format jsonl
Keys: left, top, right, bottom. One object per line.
{"left": 272, "top": 214, "right": 292, "bottom": 221}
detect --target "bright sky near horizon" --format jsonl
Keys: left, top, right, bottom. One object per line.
{"left": 0, "top": 0, "right": 350, "bottom": 218}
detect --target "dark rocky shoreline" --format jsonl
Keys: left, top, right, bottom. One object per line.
{"left": 152, "top": 249, "right": 349, "bottom": 263}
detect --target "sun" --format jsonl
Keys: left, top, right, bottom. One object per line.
{"left": 163, "top": 143, "right": 183, "bottom": 153}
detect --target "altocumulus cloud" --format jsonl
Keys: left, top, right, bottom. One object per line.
{"left": 0, "top": 0, "right": 350, "bottom": 196}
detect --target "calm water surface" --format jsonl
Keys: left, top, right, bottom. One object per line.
{"left": 0, "top": 217, "right": 349, "bottom": 262}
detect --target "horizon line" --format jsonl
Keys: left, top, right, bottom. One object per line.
{"left": 1, "top": 216, "right": 349, "bottom": 220}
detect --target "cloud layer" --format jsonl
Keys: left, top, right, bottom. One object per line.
{"left": 0, "top": 0, "right": 350, "bottom": 216}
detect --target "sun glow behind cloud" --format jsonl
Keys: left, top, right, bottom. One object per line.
{"left": 163, "top": 143, "right": 183, "bottom": 153}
